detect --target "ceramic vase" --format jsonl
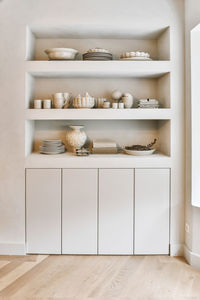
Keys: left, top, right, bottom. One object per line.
{"left": 66, "top": 125, "right": 87, "bottom": 152}
{"left": 122, "top": 93, "right": 134, "bottom": 108}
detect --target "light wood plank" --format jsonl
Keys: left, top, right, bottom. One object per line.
{"left": 0, "top": 255, "right": 199, "bottom": 299}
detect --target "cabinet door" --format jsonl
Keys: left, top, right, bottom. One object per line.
{"left": 135, "top": 169, "right": 170, "bottom": 255}
{"left": 99, "top": 169, "right": 134, "bottom": 255}
{"left": 26, "top": 169, "right": 61, "bottom": 254}
{"left": 62, "top": 169, "right": 97, "bottom": 254}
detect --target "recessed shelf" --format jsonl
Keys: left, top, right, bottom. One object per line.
{"left": 25, "top": 108, "right": 172, "bottom": 120}
{"left": 25, "top": 152, "right": 171, "bottom": 169}
{"left": 26, "top": 25, "right": 170, "bottom": 61}
{"left": 25, "top": 61, "right": 171, "bottom": 78}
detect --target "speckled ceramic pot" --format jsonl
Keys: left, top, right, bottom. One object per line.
{"left": 66, "top": 125, "right": 87, "bottom": 152}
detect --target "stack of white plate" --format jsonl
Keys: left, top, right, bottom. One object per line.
{"left": 138, "top": 98, "right": 159, "bottom": 108}
{"left": 40, "top": 140, "right": 66, "bottom": 155}
{"left": 83, "top": 48, "right": 112, "bottom": 61}
{"left": 120, "top": 51, "right": 151, "bottom": 61}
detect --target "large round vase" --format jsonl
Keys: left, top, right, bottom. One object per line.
{"left": 66, "top": 125, "right": 87, "bottom": 152}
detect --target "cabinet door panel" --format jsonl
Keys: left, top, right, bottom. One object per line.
{"left": 62, "top": 169, "right": 97, "bottom": 254}
{"left": 26, "top": 169, "right": 61, "bottom": 254}
{"left": 99, "top": 169, "right": 134, "bottom": 255}
{"left": 135, "top": 168, "right": 170, "bottom": 255}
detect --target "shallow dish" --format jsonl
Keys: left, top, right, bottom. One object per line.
{"left": 120, "top": 57, "right": 152, "bottom": 61}
{"left": 124, "top": 148, "right": 155, "bottom": 156}
{"left": 45, "top": 48, "right": 78, "bottom": 60}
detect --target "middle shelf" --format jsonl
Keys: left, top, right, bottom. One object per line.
{"left": 25, "top": 108, "right": 172, "bottom": 120}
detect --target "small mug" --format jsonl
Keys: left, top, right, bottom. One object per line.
{"left": 97, "top": 98, "right": 106, "bottom": 108}
{"left": 103, "top": 101, "right": 110, "bottom": 109}
{"left": 53, "top": 93, "right": 63, "bottom": 99}
{"left": 34, "top": 99, "right": 42, "bottom": 109}
{"left": 119, "top": 102, "right": 124, "bottom": 109}
{"left": 112, "top": 102, "right": 118, "bottom": 109}
{"left": 53, "top": 97, "right": 66, "bottom": 109}
{"left": 43, "top": 99, "right": 51, "bottom": 109}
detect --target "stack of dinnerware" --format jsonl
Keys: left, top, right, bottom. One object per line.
{"left": 73, "top": 92, "right": 95, "bottom": 108}
{"left": 138, "top": 98, "right": 160, "bottom": 108}
{"left": 83, "top": 48, "right": 113, "bottom": 61}
{"left": 92, "top": 139, "right": 118, "bottom": 154}
{"left": 120, "top": 51, "right": 151, "bottom": 60}
{"left": 44, "top": 48, "right": 78, "bottom": 60}
{"left": 40, "top": 140, "right": 66, "bottom": 155}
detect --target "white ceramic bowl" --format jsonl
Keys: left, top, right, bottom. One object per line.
{"left": 124, "top": 148, "right": 155, "bottom": 156}
{"left": 73, "top": 97, "right": 95, "bottom": 109}
{"left": 45, "top": 48, "right": 78, "bottom": 60}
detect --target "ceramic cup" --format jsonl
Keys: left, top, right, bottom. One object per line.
{"left": 34, "top": 99, "right": 42, "bottom": 109}
{"left": 53, "top": 93, "right": 64, "bottom": 99}
{"left": 43, "top": 99, "right": 52, "bottom": 109}
{"left": 53, "top": 98, "right": 66, "bottom": 109}
{"left": 103, "top": 101, "right": 110, "bottom": 109}
{"left": 97, "top": 98, "right": 107, "bottom": 108}
{"left": 112, "top": 102, "right": 118, "bottom": 109}
{"left": 119, "top": 102, "right": 124, "bottom": 109}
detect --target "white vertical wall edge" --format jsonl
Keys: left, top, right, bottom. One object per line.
{"left": 170, "top": 243, "right": 184, "bottom": 256}
{"left": 184, "top": 245, "right": 200, "bottom": 269}
{"left": 0, "top": 243, "right": 26, "bottom": 255}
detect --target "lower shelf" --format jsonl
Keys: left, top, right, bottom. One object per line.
{"left": 25, "top": 152, "right": 171, "bottom": 168}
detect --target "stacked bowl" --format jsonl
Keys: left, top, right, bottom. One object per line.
{"left": 40, "top": 140, "right": 66, "bottom": 155}
{"left": 83, "top": 48, "right": 112, "bottom": 61}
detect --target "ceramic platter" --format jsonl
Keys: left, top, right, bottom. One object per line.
{"left": 124, "top": 148, "right": 155, "bottom": 156}
{"left": 120, "top": 57, "right": 152, "bottom": 61}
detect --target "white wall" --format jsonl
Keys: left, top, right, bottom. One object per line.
{"left": 0, "top": 0, "right": 185, "bottom": 254}
{"left": 185, "top": 0, "right": 200, "bottom": 262}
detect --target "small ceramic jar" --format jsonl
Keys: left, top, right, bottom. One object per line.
{"left": 34, "top": 99, "right": 42, "bottom": 109}
{"left": 43, "top": 99, "right": 51, "bottom": 109}
{"left": 119, "top": 102, "right": 124, "bottom": 109}
{"left": 103, "top": 101, "right": 111, "bottom": 109}
{"left": 112, "top": 102, "right": 118, "bottom": 109}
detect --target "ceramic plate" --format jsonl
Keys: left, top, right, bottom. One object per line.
{"left": 120, "top": 57, "right": 152, "bottom": 61}
{"left": 124, "top": 148, "right": 155, "bottom": 156}
{"left": 40, "top": 150, "right": 65, "bottom": 155}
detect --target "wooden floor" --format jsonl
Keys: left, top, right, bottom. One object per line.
{"left": 0, "top": 255, "right": 200, "bottom": 300}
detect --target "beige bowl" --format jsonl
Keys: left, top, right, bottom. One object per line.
{"left": 45, "top": 48, "right": 78, "bottom": 60}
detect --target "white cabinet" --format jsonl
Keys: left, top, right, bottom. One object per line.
{"left": 26, "top": 167, "right": 170, "bottom": 255}
{"left": 99, "top": 169, "right": 134, "bottom": 255}
{"left": 62, "top": 169, "right": 98, "bottom": 254}
{"left": 134, "top": 169, "right": 170, "bottom": 255}
{"left": 26, "top": 169, "right": 61, "bottom": 254}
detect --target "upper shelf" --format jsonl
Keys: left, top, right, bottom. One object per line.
{"left": 25, "top": 108, "right": 172, "bottom": 120}
{"left": 25, "top": 61, "right": 171, "bottom": 78}
{"left": 26, "top": 25, "right": 171, "bottom": 61}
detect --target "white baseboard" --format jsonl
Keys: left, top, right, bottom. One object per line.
{"left": 170, "top": 243, "right": 184, "bottom": 256}
{"left": 184, "top": 245, "right": 200, "bottom": 269}
{"left": 0, "top": 243, "right": 26, "bottom": 255}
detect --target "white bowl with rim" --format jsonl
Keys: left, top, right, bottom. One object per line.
{"left": 45, "top": 48, "right": 78, "bottom": 60}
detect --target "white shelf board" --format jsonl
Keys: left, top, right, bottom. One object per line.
{"left": 25, "top": 152, "right": 171, "bottom": 169}
{"left": 25, "top": 109, "right": 172, "bottom": 120}
{"left": 25, "top": 61, "right": 171, "bottom": 78}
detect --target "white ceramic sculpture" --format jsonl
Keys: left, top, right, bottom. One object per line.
{"left": 66, "top": 125, "right": 87, "bottom": 152}
{"left": 111, "top": 90, "right": 123, "bottom": 100}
